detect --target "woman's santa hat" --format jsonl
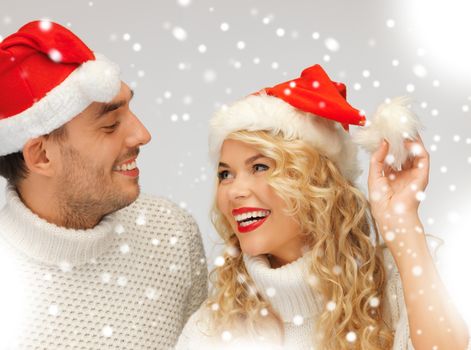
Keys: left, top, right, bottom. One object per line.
{"left": 0, "top": 20, "right": 121, "bottom": 156}
{"left": 209, "top": 65, "right": 420, "bottom": 182}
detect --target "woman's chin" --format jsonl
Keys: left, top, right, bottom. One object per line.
{"left": 238, "top": 242, "right": 268, "bottom": 258}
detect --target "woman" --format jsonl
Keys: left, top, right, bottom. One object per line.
{"left": 176, "top": 65, "right": 469, "bottom": 349}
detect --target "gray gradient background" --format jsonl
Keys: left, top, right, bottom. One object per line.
{"left": 1, "top": 0, "right": 470, "bottom": 321}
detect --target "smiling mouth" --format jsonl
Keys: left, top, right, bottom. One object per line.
{"left": 113, "top": 158, "right": 139, "bottom": 177}
{"left": 232, "top": 208, "right": 271, "bottom": 233}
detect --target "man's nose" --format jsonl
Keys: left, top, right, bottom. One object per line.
{"left": 125, "top": 112, "right": 152, "bottom": 147}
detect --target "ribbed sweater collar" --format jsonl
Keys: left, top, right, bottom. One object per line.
{"left": 243, "top": 253, "right": 321, "bottom": 323}
{"left": 0, "top": 186, "right": 116, "bottom": 266}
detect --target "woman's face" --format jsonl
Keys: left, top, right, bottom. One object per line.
{"left": 216, "top": 139, "right": 304, "bottom": 266}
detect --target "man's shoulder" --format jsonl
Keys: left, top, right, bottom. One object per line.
{"left": 115, "top": 193, "right": 199, "bottom": 237}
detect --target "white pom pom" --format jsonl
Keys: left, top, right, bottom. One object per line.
{"left": 353, "top": 97, "right": 421, "bottom": 170}
{"left": 77, "top": 53, "right": 121, "bottom": 102}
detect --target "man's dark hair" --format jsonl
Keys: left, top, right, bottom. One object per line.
{"left": 0, "top": 125, "right": 68, "bottom": 186}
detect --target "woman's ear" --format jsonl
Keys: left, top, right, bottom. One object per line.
{"left": 22, "top": 137, "right": 55, "bottom": 177}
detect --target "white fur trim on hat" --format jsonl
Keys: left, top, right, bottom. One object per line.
{"left": 352, "top": 97, "right": 421, "bottom": 170}
{"left": 209, "top": 93, "right": 362, "bottom": 182}
{"left": 0, "top": 53, "right": 121, "bottom": 156}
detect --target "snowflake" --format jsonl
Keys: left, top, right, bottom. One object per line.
{"left": 101, "top": 272, "right": 112, "bottom": 284}
{"left": 145, "top": 287, "right": 159, "bottom": 300}
{"left": 221, "top": 330, "right": 233, "bottom": 342}
{"left": 385, "top": 231, "right": 396, "bottom": 242}
{"left": 177, "top": 0, "right": 192, "bottom": 7}
{"left": 413, "top": 64, "right": 428, "bottom": 78}
{"left": 293, "top": 315, "right": 304, "bottom": 325}
{"left": 369, "top": 297, "right": 380, "bottom": 308}
{"left": 172, "top": 26, "right": 188, "bottom": 41}
{"left": 59, "top": 261, "right": 72, "bottom": 272}
{"left": 386, "top": 19, "right": 395, "bottom": 28}
{"left": 326, "top": 301, "right": 336, "bottom": 311}
{"left": 220, "top": 22, "right": 230, "bottom": 32}
{"left": 47, "top": 49, "right": 62, "bottom": 62}
{"left": 48, "top": 304, "right": 60, "bottom": 316}
{"left": 203, "top": 69, "right": 217, "bottom": 83}
{"left": 412, "top": 265, "right": 423, "bottom": 276}
{"left": 346, "top": 331, "right": 357, "bottom": 343}
{"left": 236, "top": 41, "right": 246, "bottom": 49}
{"left": 332, "top": 265, "right": 342, "bottom": 275}
{"left": 276, "top": 28, "right": 285, "bottom": 37}
{"left": 102, "top": 325, "right": 113, "bottom": 338}
{"left": 120, "top": 243, "right": 130, "bottom": 254}
{"left": 114, "top": 224, "right": 125, "bottom": 235}
{"left": 406, "top": 84, "right": 415, "bottom": 93}
{"left": 416, "top": 191, "right": 426, "bottom": 201}
{"left": 117, "top": 276, "right": 128, "bottom": 286}
{"left": 136, "top": 213, "right": 146, "bottom": 226}
{"left": 214, "top": 256, "right": 225, "bottom": 266}
{"left": 39, "top": 20, "right": 52, "bottom": 31}
{"left": 266, "top": 287, "right": 276, "bottom": 297}
{"left": 324, "top": 37, "right": 340, "bottom": 52}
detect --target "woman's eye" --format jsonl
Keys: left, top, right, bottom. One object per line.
{"left": 253, "top": 163, "right": 269, "bottom": 172}
{"left": 217, "top": 170, "right": 233, "bottom": 181}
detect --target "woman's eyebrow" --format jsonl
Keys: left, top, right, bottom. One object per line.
{"left": 218, "top": 154, "right": 265, "bottom": 168}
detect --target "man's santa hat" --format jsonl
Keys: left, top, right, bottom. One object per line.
{"left": 209, "top": 64, "right": 421, "bottom": 182}
{"left": 0, "top": 20, "right": 121, "bottom": 156}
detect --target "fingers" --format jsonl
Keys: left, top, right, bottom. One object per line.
{"left": 404, "top": 138, "right": 429, "bottom": 168}
{"left": 404, "top": 135, "right": 430, "bottom": 188}
{"left": 368, "top": 140, "right": 389, "bottom": 187}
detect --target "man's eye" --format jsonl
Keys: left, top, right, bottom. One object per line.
{"left": 103, "top": 122, "right": 120, "bottom": 132}
{"left": 217, "top": 170, "right": 233, "bottom": 181}
{"left": 253, "top": 163, "right": 269, "bottom": 172}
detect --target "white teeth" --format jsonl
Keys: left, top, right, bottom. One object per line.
{"left": 240, "top": 220, "right": 257, "bottom": 227}
{"left": 234, "top": 210, "right": 270, "bottom": 223}
{"left": 114, "top": 160, "right": 137, "bottom": 172}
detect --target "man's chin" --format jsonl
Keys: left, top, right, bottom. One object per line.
{"left": 121, "top": 184, "right": 141, "bottom": 206}
{"left": 107, "top": 184, "right": 141, "bottom": 214}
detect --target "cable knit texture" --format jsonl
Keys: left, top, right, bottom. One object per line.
{"left": 0, "top": 187, "right": 208, "bottom": 349}
{"left": 176, "top": 251, "right": 470, "bottom": 349}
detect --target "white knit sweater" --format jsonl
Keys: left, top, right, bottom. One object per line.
{"left": 176, "top": 251, "right": 470, "bottom": 349}
{"left": 0, "top": 187, "right": 208, "bottom": 350}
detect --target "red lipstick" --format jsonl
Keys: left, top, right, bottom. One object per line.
{"left": 232, "top": 207, "right": 270, "bottom": 233}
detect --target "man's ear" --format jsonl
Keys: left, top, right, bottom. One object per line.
{"left": 22, "top": 137, "right": 56, "bottom": 177}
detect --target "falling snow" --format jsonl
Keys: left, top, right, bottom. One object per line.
{"left": 326, "top": 300, "right": 336, "bottom": 311}
{"left": 324, "top": 37, "right": 340, "bottom": 52}
{"left": 346, "top": 331, "right": 357, "bottom": 342}
{"left": 101, "top": 325, "right": 113, "bottom": 338}
{"left": 266, "top": 287, "right": 276, "bottom": 297}
{"left": 1, "top": 4, "right": 470, "bottom": 348}
{"left": 172, "top": 26, "right": 188, "bottom": 41}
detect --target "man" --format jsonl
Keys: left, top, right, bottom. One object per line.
{"left": 0, "top": 20, "right": 207, "bottom": 349}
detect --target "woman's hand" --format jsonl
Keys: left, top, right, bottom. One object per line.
{"left": 368, "top": 135, "right": 430, "bottom": 232}
{"left": 368, "top": 136, "right": 470, "bottom": 350}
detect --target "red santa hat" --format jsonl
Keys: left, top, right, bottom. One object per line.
{"left": 0, "top": 20, "right": 121, "bottom": 156}
{"left": 209, "top": 64, "right": 421, "bottom": 182}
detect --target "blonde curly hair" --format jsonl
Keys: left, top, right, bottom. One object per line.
{"left": 207, "top": 130, "right": 394, "bottom": 349}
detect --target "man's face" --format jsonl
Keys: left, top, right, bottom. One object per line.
{"left": 49, "top": 82, "right": 151, "bottom": 219}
